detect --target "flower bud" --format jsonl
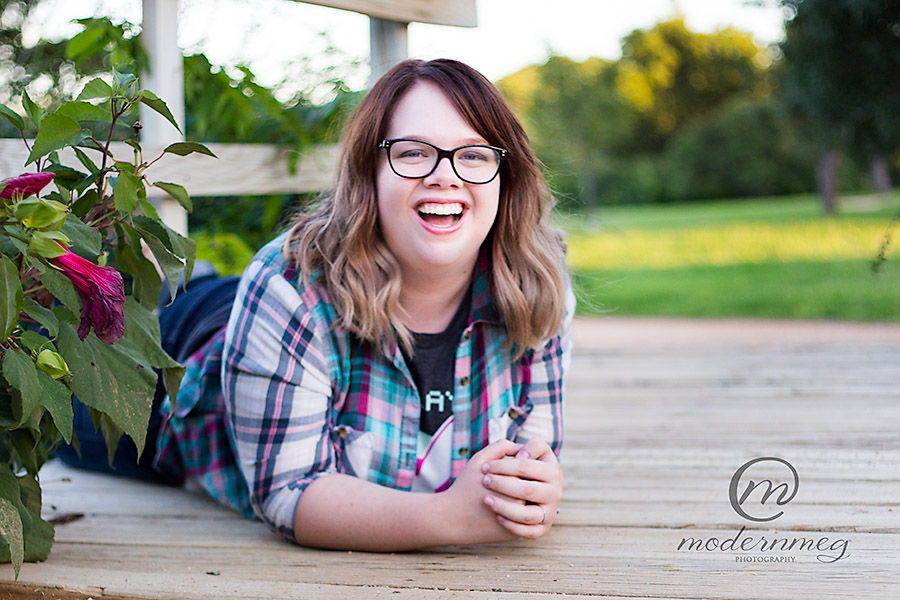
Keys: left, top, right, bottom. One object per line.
{"left": 35, "top": 349, "right": 72, "bottom": 379}
{"left": 1, "top": 172, "right": 55, "bottom": 201}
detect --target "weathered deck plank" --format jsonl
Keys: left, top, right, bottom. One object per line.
{"left": 1, "top": 317, "right": 898, "bottom": 599}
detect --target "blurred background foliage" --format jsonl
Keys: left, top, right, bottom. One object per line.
{"left": 498, "top": 6, "right": 899, "bottom": 210}
{"left": 2, "top": 0, "right": 899, "bottom": 319}
{"left": 1, "top": 0, "right": 362, "bottom": 273}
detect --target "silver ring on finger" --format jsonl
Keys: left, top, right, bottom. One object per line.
{"left": 539, "top": 505, "right": 546, "bottom": 525}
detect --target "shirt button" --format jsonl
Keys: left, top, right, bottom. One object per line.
{"left": 507, "top": 408, "right": 517, "bottom": 419}
{"left": 337, "top": 427, "right": 348, "bottom": 439}
{"left": 459, "top": 447, "right": 469, "bottom": 457}
{"left": 463, "top": 330, "right": 472, "bottom": 340}
{"left": 460, "top": 376, "right": 470, "bottom": 386}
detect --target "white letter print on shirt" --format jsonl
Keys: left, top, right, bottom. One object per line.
{"left": 424, "top": 390, "right": 452, "bottom": 413}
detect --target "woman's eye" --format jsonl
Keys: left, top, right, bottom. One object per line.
{"left": 396, "top": 147, "right": 431, "bottom": 160}
{"left": 459, "top": 150, "right": 490, "bottom": 162}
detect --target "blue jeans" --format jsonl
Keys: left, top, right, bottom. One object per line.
{"left": 54, "top": 269, "right": 240, "bottom": 482}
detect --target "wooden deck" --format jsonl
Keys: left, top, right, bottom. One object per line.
{"left": 2, "top": 317, "right": 899, "bottom": 599}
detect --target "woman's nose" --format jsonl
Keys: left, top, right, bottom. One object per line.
{"left": 424, "top": 156, "right": 462, "bottom": 187}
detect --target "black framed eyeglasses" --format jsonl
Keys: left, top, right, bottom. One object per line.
{"left": 378, "top": 138, "right": 507, "bottom": 184}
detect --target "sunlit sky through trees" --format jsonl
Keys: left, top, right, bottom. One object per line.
{"left": 24, "top": 0, "right": 785, "bottom": 92}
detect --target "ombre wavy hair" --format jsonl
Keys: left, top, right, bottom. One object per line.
{"left": 282, "top": 58, "right": 567, "bottom": 358}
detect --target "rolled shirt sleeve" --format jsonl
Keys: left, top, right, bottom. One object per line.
{"left": 222, "top": 257, "right": 337, "bottom": 542}
{"left": 515, "top": 280, "right": 575, "bottom": 456}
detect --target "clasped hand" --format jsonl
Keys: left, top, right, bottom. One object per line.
{"left": 445, "top": 438, "right": 562, "bottom": 543}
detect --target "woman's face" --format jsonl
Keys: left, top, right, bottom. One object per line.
{"left": 376, "top": 81, "right": 500, "bottom": 282}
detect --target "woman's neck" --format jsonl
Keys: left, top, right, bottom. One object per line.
{"left": 398, "top": 265, "right": 473, "bottom": 334}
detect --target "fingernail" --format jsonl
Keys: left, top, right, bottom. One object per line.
{"left": 482, "top": 475, "right": 492, "bottom": 486}
{"left": 483, "top": 495, "right": 494, "bottom": 507}
{"left": 517, "top": 450, "right": 531, "bottom": 459}
{"left": 481, "top": 462, "right": 491, "bottom": 473}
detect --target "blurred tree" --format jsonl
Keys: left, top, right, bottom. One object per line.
{"left": 662, "top": 97, "right": 818, "bottom": 201}
{"left": 615, "top": 18, "right": 772, "bottom": 152}
{"left": 778, "top": 0, "right": 900, "bottom": 213}
{"left": 499, "top": 19, "right": 776, "bottom": 206}
{"left": 500, "top": 55, "right": 638, "bottom": 205}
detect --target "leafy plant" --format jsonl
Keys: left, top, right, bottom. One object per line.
{"left": 0, "top": 68, "right": 210, "bottom": 578}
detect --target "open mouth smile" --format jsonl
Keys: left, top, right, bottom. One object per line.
{"left": 415, "top": 201, "right": 466, "bottom": 231}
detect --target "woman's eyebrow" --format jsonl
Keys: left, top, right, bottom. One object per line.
{"left": 395, "top": 135, "right": 490, "bottom": 146}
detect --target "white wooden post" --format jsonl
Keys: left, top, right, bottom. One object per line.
{"left": 140, "top": 0, "right": 188, "bottom": 236}
{"left": 369, "top": 17, "right": 408, "bottom": 87}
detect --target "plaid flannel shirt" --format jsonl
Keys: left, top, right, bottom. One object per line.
{"left": 155, "top": 233, "right": 574, "bottom": 542}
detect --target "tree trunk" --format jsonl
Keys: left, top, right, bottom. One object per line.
{"left": 817, "top": 149, "right": 840, "bottom": 214}
{"left": 871, "top": 155, "right": 892, "bottom": 194}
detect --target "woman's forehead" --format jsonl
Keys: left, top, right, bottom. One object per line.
{"left": 385, "top": 81, "right": 487, "bottom": 145}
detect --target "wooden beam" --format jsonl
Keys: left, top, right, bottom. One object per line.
{"left": 369, "top": 17, "right": 408, "bottom": 86}
{"left": 295, "top": 0, "right": 477, "bottom": 27}
{"left": 0, "top": 139, "right": 340, "bottom": 198}
{"left": 141, "top": 0, "right": 187, "bottom": 234}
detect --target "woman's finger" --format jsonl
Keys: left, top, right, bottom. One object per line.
{"left": 482, "top": 492, "right": 547, "bottom": 526}
{"left": 494, "top": 513, "right": 550, "bottom": 540}
{"left": 515, "top": 437, "right": 554, "bottom": 461}
{"left": 481, "top": 456, "right": 557, "bottom": 483}
{"left": 482, "top": 471, "right": 557, "bottom": 505}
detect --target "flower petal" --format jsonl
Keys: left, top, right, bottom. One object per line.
{"left": 0, "top": 172, "right": 55, "bottom": 200}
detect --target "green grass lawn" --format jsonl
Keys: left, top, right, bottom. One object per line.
{"left": 559, "top": 192, "right": 900, "bottom": 321}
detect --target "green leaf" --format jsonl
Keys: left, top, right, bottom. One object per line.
{"left": 0, "top": 255, "right": 23, "bottom": 342}
{"left": 112, "top": 171, "right": 141, "bottom": 214}
{"left": 152, "top": 181, "right": 192, "bottom": 212}
{"left": 77, "top": 77, "right": 113, "bottom": 101}
{"left": 35, "top": 370, "right": 73, "bottom": 443}
{"left": 0, "top": 466, "right": 53, "bottom": 571}
{"left": 139, "top": 91, "right": 182, "bottom": 134}
{"left": 65, "top": 26, "right": 106, "bottom": 62}
{"left": 0, "top": 104, "right": 25, "bottom": 131}
{"left": 112, "top": 69, "right": 137, "bottom": 96}
{"left": 18, "top": 199, "right": 69, "bottom": 231}
{"left": 137, "top": 197, "right": 160, "bottom": 220}
{"left": 51, "top": 305, "right": 77, "bottom": 326}
{"left": 139, "top": 226, "right": 195, "bottom": 301}
{"left": 2, "top": 348, "right": 42, "bottom": 429}
{"left": 55, "top": 101, "right": 111, "bottom": 125}
{"left": 72, "top": 146, "right": 99, "bottom": 173}
{"left": 32, "top": 262, "right": 81, "bottom": 316}
{"left": 21, "top": 91, "right": 43, "bottom": 129}
{"left": 116, "top": 299, "right": 183, "bottom": 405}
{"left": 0, "top": 497, "right": 24, "bottom": 579}
{"left": 70, "top": 188, "right": 98, "bottom": 219}
{"left": 115, "top": 224, "right": 162, "bottom": 308}
{"left": 162, "top": 141, "right": 216, "bottom": 158}
{"left": 99, "top": 414, "right": 125, "bottom": 467}
{"left": 28, "top": 230, "right": 70, "bottom": 259}
{"left": 26, "top": 114, "right": 87, "bottom": 165}
{"left": 57, "top": 324, "right": 157, "bottom": 456}
{"left": 22, "top": 298, "right": 59, "bottom": 337}
{"left": 8, "top": 424, "right": 41, "bottom": 471}
{"left": 60, "top": 215, "right": 101, "bottom": 261}
{"left": 16, "top": 331, "right": 52, "bottom": 354}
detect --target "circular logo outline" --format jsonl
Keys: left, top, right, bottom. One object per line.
{"left": 729, "top": 456, "right": 799, "bottom": 522}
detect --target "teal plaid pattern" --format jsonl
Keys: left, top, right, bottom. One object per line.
{"left": 155, "top": 233, "right": 574, "bottom": 543}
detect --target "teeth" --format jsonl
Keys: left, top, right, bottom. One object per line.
{"left": 417, "top": 202, "right": 463, "bottom": 216}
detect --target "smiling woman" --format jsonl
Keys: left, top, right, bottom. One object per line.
{"left": 59, "top": 58, "right": 575, "bottom": 552}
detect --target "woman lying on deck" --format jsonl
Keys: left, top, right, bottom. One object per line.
{"left": 58, "top": 58, "right": 575, "bottom": 550}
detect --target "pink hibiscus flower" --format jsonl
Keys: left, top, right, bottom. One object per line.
{"left": 50, "top": 246, "right": 125, "bottom": 345}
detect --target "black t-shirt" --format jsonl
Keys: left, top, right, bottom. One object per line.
{"left": 401, "top": 289, "right": 472, "bottom": 436}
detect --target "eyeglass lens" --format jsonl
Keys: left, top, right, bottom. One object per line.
{"left": 387, "top": 140, "right": 501, "bottom": 183}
